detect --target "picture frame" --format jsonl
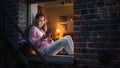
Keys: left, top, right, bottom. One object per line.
{"left": 60, "top": 16, "right": 67, "bottom": 22}
{"left": 60, "top": 24, "right": 67, "bottom": 30}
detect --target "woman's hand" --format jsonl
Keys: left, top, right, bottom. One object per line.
{"left": 48, "top": 38, "right": 54, "bottom": 43}
{"left": 40, "top": 35, "right": 47, "bottom": 41}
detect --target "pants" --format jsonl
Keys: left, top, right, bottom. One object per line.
{"left": 45, "top": 35, "right": 74, "bottom": 56}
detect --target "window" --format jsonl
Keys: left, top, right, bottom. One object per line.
{"left": 27, "top": 0, "right": 74, "bottom": 56}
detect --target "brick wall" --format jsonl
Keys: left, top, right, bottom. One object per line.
{"left": 1, "top": 0, "right": 120, "bottom": 68}
{"left": 18, "top": 0, "right": 27, "bottom": 39}
{"left": 18, "top": 0, "right": 27, "bottom": 31}
{"left": 74, "top": 0, "right": 120, "bottom": 68}
{"left": 0, "top": 0, "right": 18, "bottom": 68}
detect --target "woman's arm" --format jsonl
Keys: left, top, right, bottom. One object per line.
{"left": 29, "top": 26, "right": 41, "bottom": 46}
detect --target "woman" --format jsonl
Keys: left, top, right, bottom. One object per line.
{"left": 29, "top": 13, "right": 74, "bottom": 56}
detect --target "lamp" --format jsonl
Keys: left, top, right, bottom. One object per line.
{"left": 56, "top": 28, "right": 61, "bottom": 33}
{"left": 56, "top": 28, "right": 61, "bottom": 39}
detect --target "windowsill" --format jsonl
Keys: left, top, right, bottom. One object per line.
{"left": 27, "top": 55, "right": 74, "bottom": 64}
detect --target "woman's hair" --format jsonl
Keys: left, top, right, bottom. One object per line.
{"left": 32, "top": 13, "right": 47, "bottom": 33}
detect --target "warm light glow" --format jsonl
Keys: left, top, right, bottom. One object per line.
{"left": 56, "top": 28, "right": 61, "bottom": 33}
{"left": 32, "top": 50, "right": 36, "bottom": 55}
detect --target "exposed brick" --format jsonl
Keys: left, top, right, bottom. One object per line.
{"left": 106, "top": 42, "right": 120, "bottom": 48}
{"left": 85, "top": 54, "right": 97, "bottom": 59}
{"left": 74, "top": 0, "right": 80, "bottom": 4}
{"left": 74, "top": 5, "right": 80, "bottom": 9}
{"left": 86, "top": 42, "right": 95, "bottom": 48}
{"left": 108, "top": 18, "right": 120, "bottom": 24}
{"left": 74, "top": 42, "right": 86, "bottom": 48}
{"left": 73, "top": 37, "right": 81, "bottom": 42}
{"left": 84, "top": 14, "right": 100, "bottom": 20}
{"left": 79, "top": 25, "right": 93, "bottom": 31}
{"left": 105, "top": 0, "right": 118, "bottom": 6}
{"left": 74, "top": 0, "right": 120, "bottom": 67}
{"left": 109, "top": 36, "right": 120, "bottom": 42}
{"left": 81, "top": 9, "right": 89, "bottom": 15}
{"left": 74, "top": 15, "right": 84, "bottom": 20}
{"left": 18, "top": 0, "right": 27, "bottom": 31}
{"left": 18, "top": 20, "right": 26, "bottom": 25}
{"left": 109, "top": 6, "right": 120, "bottom": 13}
{"left": 99, "top": 31, "right": 120, "bottom": 36}
{"left": 89, "top": 8, "right": 97, "bottom": 14}
{"left": 96, "top": 1, "right": 105, "bottom": 7}
{"left": 87, "top": 2, "right": 96, "bottom": 8}
{"left": 79, "top": 4, "right": 87, "bottom": 9}
{"left": 81, "top": 48, "right": 90, "bottom": 53}
{"left": 92, "top": 25, "right": 106, "bottom": 31}
{"left": 101, "top": 12, "right": 111, "bottom": 18}
{"left": 74, "top": 53, "right": 83, "bottom": 58}
{"left": 74, "top": 26, "right": 79, "bottom": 31}
{"left": 111, "top": 48, "right": 120, "bottom": 55}
{"left": 110, "top": 12, "right": 118, "bottom": 18}
{"left": 74, "top": 31, "right": 80, "bottom": 36}
{"left": 74, "top": 47, "right": 81, "bottom": 53}
{"left": 74, "top": 21, "right": 81, "bottom": 25}
{"left": 74, "top": 9, "right": 81, "bottom": 14}
{"left": 1, "top": 0, "right": 120, "bottom": 68}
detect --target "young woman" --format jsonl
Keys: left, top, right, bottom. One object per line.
{"left": 29, "top": 13, "right": 74, "bottom": 56}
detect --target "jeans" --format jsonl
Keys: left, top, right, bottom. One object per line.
{"left": 45, "top": 35, "right": 74, "bottom": 56}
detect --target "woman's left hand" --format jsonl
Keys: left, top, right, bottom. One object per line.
{"left": 41, "top": 35, "right": 47, "bottom": 41}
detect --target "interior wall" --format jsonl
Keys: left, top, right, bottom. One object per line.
{"left": 42, "top": 5, "right": 73, "bottom": 35}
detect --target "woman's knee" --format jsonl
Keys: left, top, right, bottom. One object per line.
{"left": 65, "top": 35, "right": 72, "bottom": 38}
{"left": 64, "top": 35, "right": 70, "bottom": 37}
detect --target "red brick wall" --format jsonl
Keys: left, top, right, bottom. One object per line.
{"left": 74, "top": 0, "right": 120, "bottom": 68}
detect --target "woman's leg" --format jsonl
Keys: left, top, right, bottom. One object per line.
{"left": 62, "top": 35, "right": 74, "bottom": 47}
{"left": 45, "top": 36, "right": 74, "bottom": 56}
{"left": 61, "top": 35, "right": 74, "bottom": 52}
{"left": 63, "top": 39, "right": 74, "bottom": 55}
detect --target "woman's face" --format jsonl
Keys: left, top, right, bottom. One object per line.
{"left": 37, "top": 16, "right": 45, "bottom": 28}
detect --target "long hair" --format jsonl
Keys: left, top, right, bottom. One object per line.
{"left": 32, "top": 13, "right": 47, "bottom": 33}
